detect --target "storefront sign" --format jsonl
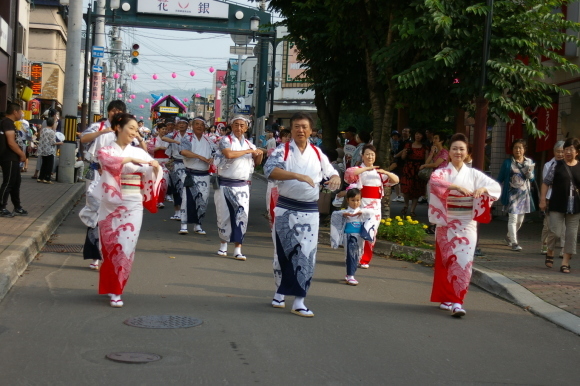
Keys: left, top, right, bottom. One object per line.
{"left": 159, "top": 106, "right": 180, "bottom": 113}
{"left": 0, "top": 18, "right": 8, "bottom": 53}
{"left": 91, "top": 72, "right": 102, "bottom": 114}
{"left": 30, "top": 63, "right": 43, "bottom": 95}
{"left": 137, "top": 0, "right": 229, "bottom": 19}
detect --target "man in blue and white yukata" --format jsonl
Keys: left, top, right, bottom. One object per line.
{"left": 162, "top": 117, "right": 192, "bottom": 221}
{"left": 178, "top": 116, "right": 215, "bottom": 235}
{"left": 264, "top": 112, "right": 341, "bottom": 318}
{"left": 214, "top": 115, "right": 263, "bottom": 261}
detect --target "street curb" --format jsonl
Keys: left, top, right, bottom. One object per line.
{"left": 471, "top": 266, "right": 580, "bottom": 335}
{"left": 0, "top": 182, "right": 85, "bottom": 302}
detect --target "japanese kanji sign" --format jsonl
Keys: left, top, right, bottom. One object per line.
{"left": 137, "top": 0, "right": 228, "bottom": 19}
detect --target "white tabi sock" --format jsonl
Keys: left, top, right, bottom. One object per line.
{"left": 293, "top": 297, "right": 307, "bottom": 311}
{"left": 92, "top": 259, "right": 99, "bottom": 265}
{"left": 193, "top": 224, "right": 202, "bottom": 232}
{"left": 234, "top": 246, "right": 242, "bottom": 256}
{"left": 174, "top": 210, "right": 180, "bottom": 217}
{"left": 110, "top": 294, "right": 121, "bottom": 301}
{"left": 180, "top": 224, "right": 188, "bottom": 231}
{"left": 274, "top": 293, "right": 285, "bottom": 302}
{"left": 346, "top": 275, "right": 355, "bottom": 280}
{"left": 220, "top": 242, "right": 228, "bottom": 252}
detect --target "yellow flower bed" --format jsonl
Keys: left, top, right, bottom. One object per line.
{"left": 377, "top": 215, "right": 430, "bottom": 247}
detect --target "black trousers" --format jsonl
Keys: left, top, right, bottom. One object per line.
{"left": 0, "top": 159, "right": 22, "bottom": 210}
{"left": 39, "top": 155, "right": 54, "bottom": 181}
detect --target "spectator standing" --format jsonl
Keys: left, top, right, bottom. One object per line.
{"left": 540, "top": 138, "right": 580, "bottom": 273}
{"left": 497, "top": 139, "right": 535, "bottom": 252}
{"left": 0, "top": 103, "right": 27, "bottom": 217}
{"left": 400, "top": 130, "right": 428, "bottom": 217}
{"left": 37, "top": 117, "right": 62, "bottom": 183}
{"left": 540, "top": 141, "right": 565, "bottom": 256}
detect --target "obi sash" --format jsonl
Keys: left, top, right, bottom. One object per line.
{"left": 186, "top": 168, "right": 209, "bottom": 176}
{"left": 172, "top": 158, "right": 184, "bottom": 163}
{"left": 218, "top": 176, "right": 249, "bottom": 187}
{"left": 447, "top": 194, "right": 473, "bottom": 216}
{"left": 361, "top": 185, "right": 382, "bottom": 199}
{"left": 121, "top": 173, "right": 142, "bottom": 195}
{"left": 345, "top": 221, "right": 362, "bottom": 234}
{"left": 277, "top": 196, "right": 318, "bottom": 213}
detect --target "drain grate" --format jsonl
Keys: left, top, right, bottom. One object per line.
{"left": 106, "top": 352, "right": 162, "bottom": 364}
{"left": 124, "top": 315, "right": 203, "bottom": 329}
{"left": 41, "top": 244, "right": 84, "bottom": 253}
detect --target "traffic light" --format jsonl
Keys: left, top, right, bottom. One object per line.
{"left": 131, "top": 43, "right": 139, "bottom": 64}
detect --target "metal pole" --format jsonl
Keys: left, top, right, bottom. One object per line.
{"left": 472, "top": 0, "right": 494, "bottom": 171}
{"left": 269, "top": 30, "right": 277, "bottom": 115}
{"left": 81, "top": 3, "right": 92, "bottom": 131}
{"left": 59, "top": 0, "right": 84, "bottom": 183}
{"left": 236, "top": 53, "right": 242, "bottom": 102}
{"left": 257, "top": 35, "right": 269, "bottom": 118}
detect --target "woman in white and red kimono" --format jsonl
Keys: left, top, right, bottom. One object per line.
{"left": 344, "top": 144, "right": 399, "bottom": 268}
{"left": 428, "top": 133, "right": 500, "bottom": 317}
{"left": 95, "top": 113, "right": 163, "bottom": 308}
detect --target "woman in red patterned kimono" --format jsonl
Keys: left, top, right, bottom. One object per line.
{"left": 428, "top": 134, "right": 501, "bottom": 317}
{"left": 96, "top": 113, "right": 163, "bottom": 307}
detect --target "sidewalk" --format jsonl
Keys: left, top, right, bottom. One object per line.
{"left": 0, "top": 158, "right": 84, "bottom": 301}
{"left": 388, "top": 193, "right": 580, "bottom": 334}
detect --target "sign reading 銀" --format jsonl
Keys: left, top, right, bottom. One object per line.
{"left": 137, "top": 0, "right": 229, "bottom": 20}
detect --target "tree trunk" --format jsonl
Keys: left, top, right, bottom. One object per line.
{"left": 314, "top": 87, "right": 342, "bottom": 151}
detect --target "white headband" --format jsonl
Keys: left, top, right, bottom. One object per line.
{"left": 193, "top": 117, "right": 208, "bottom": 128}
{"left": 230, "top": 115, "right": 251, "bottom": 126}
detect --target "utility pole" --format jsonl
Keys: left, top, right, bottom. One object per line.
{"left": 59, "top": 0, "right": 83, "bottom": 184}
{"left": 90, "top": 0, "right": 106, "bottom": 119}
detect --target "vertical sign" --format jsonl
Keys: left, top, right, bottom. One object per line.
{"left": 215, "top": 69, "right": 227, "bottom": 121}
{"left": 30, "top": 63, "right": 43, "bottom": 95}
{"left": 91, "top": 72, "right": 102, "bottom": 113}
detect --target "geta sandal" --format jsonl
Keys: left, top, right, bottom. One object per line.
{"left": 560, "top": 265, "right": 571, "bottom": 273}
{"left": 291, "top": 308, "right": 314, "bottom": 317}
{"left": 271, "top": 299, "right": 285, "bottom": 308}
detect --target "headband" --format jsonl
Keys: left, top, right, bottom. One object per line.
{"left": 229, "top": 115, "right": 251, "bottom": 126}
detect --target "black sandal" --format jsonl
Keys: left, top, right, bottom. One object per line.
{"left": 545, "top": 256, "right": 554, "bottom": 268}
{"left": 401, "top": 206, "right": 408, "bottom": 215}
{"left": 560, "top": 265, "right": 571, "bottom": 273}
{"left": 410, "top": 211, "right": 416, "bottom": 218}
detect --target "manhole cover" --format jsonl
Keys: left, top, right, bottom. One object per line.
{"left": 41, "top": 244, "right": 83, "bottom": 253}
{"left": 124, "top": 315, "right": 203, "bottom": 329}
{"left": 106, "top": 352, "right": 161, "bottom": 364}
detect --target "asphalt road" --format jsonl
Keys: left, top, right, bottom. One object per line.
{"left": 1, "top": 178, "right": 579, "bottom": 385}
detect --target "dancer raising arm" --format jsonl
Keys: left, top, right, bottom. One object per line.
{"left": 96, "top": 113, "right": 163, "bottom": 308}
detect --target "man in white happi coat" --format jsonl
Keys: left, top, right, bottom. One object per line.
{"left": 162, "top": 118, "right": 193, "bottom": 220}
{"left": 214, "top": 116, "right": 263, "bottom": 260}
{"left": 178, "top": 117, "right": 215, "bottom": 235}
{"left": 264, "top": 112, "right": 341, "bottom": 317}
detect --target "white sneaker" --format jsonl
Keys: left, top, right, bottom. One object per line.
{"left": 394, "top": 196, "right": 404, "bottom": 202}
{"left": 166, "top": 196, "right": 173, "bottom": 202}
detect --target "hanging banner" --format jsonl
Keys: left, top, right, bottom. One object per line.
{"left": 91, "top": 72, "right": 102, "bottom": 114}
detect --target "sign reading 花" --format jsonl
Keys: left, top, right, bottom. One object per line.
{"left": 30, "top": 63, "right": 43, "bottom": 95}
{"left": 137, "top": 0, "right": 229, "bottom": 19}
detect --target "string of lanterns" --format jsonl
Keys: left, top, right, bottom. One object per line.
{"left": 112, "top": 66, "right": 215, "bottom": 82}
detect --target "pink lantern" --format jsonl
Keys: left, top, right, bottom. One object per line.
{"left": 209, "top": 66, "right": 215, "bottom": 73}
{"left": 139, "top": 116, "right": 143, "bottom": 120}
{"left": 127, "top": 99, "right": 132, "bottom": 103}
{"left": 183, "top": 98, "right": 189, "bottom": 102}
{"left": 139, "top": 104, "right": 144, "bottom": 108}
{"left": 144, "top": 98, "right": 150, "bottom": 103}
{"left": 116, "top": 88, "right": 122, "bottom": 93}
{"left": 118, "top": 93, "right": 123, "bottom": 98}
{"left": 189, "top": 70, "right": 196, "bottom": 77}
{"left": 152, "top": 74, "right": 158, "bottom": 80}
{"left": 171, "top": 72, "right": 177, "bottom": 78}
{"left": 130, "top": 94, "right": 136, "bottom": 99}
{"left": 147, "top": 117, "right": 151, "bottom": 120}
{"left": 132, "top": 74, "right": 138, "bottom": 80}
{"left": 195, "top": 93, "right": 201, "bottom": 98}
{"left": 113, "top": 73, "right": 120, "bottom": 79}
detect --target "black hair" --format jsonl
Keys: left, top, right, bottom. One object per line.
{"left": 107, "top": 100, "right": 127, "bottom": 113}
{"left": 289, "top": 112, "right": 314, "bottom": 130}
{"left": 156, "top": 122, "right": 166, "bottom": 129}
{"left": 111, "top": 113, "right": 137, "bottom": 133}
{"left": 433, "top": 131, "right": 448, "bottom": 143}
{"left": 362, "top": 144, "right": 376, "bottom": 155}
{"left": 6, "top": 102, "right": 21, "bottom": 115}
{"left": 563, "top": 137, "right": 580, "bottom": 155}
{"left": 511, "top": 138, "right": 527, "bottom": 151}
{"left": 280, "top": 128, "right": 291, "bottom": 138}
{"left": 138, "top": 120, "right": 144, "bottom": 123}
{"left": 358, "top": 131, "right": 371, "bottom": 143}
{"left": 346, "top": 188, "right": 361, "bottom": 200}
{"left": 450, "top": 133, "right": 469, "bottom": 147}
{"left": 46, "top": 117, "right": 55, "bottom": 127}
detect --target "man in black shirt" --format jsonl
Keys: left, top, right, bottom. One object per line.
{"left": 0, "top": 103, "right": 27, "bottom": 217}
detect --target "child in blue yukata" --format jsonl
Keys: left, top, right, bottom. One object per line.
{"left": 330, "top": 188, "right": 374, "bottom": 286}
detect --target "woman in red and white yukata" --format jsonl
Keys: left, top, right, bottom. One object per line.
{"left": 95, "top": 113, "right": 164, "bottom": 308}
{"left": 428, "top": 133, "right": 500, "bottom": 317}
{"left": 344, "top": 144, "right": 399, "bottom": 268}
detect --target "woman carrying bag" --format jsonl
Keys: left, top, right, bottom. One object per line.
{"left": 539, "top": 138, "right": 580, "bottom": 273}
{"left": 497, "top": 139, "right": 535, "bottom": 252}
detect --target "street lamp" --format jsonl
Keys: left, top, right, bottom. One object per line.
{"left": 250, "top": 14, "right": 260, "bottom": 42}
